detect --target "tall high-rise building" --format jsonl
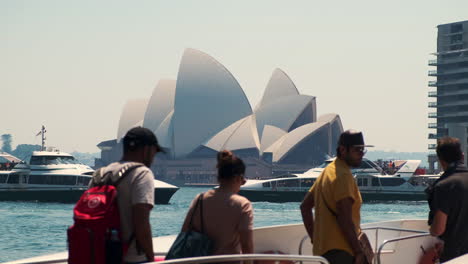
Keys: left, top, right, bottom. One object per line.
{"left": 428, "top": 20, "right": 468, "bottom": 171}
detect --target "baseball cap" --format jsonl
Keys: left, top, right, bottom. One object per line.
{"left": 338, "top": 130, "right": 374, "bottom": 148}
{"left": 123, "top": 127, "right": 166, "bottom": 153}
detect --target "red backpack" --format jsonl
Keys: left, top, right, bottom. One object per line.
{"left": 67, "top": 163, "right": 143, "bottom": 264}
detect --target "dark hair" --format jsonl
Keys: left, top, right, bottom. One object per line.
{"left": 436, "top": 137, "right": 463, "bottom": 164}
{"left": 216, "top": 150, "right": 246, "bottom": 181}
{"left": 336, "top": 146, "right": 342, "bottom": 158}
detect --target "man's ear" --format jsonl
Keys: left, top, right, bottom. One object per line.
{"left": 339, "top": 145, "right": 347, "bottom": 155}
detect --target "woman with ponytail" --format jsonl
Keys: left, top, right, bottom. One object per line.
{"left": 181, "top": 150, "right": 254, "bottom": 255}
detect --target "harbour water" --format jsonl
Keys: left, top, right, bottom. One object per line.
{"left": 0, "top": 187, "right": 429, "bottom": 262}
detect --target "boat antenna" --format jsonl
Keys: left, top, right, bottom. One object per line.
{"left": 36, "top": 125, "right": 47, "bottom": 151}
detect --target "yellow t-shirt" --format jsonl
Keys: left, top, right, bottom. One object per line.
{"left": 309, "top": 158, "right": 362, "bottom": 256}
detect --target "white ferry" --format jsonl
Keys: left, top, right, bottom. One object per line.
{"left": 0, "top": 127, "right": 179, "bottom": 204}
{"left": 239, "top": 158, "right": 435, "bottom": 202}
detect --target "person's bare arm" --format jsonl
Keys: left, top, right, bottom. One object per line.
{"left": 336, "top": 197, "right": 364, "bottom": 263}
{"left": 132, "top": 203, "right": 154, "bottom": 262}
{"left": 239, "top": 229, "right": 254, "bottom": 254}
{"left": 430, "top": 210, "right": 447, "bottom": 236}
{"left": 300, "top": 191, "right": 315, "bottom": 242}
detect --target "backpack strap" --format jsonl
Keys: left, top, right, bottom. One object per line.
{"left": 113, "top": 163, "right": 145, "bottom": 186}
{"left": 91, "top": 163, "right": 145, "bottom": 187}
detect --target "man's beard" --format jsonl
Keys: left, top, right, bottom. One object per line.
{"left": 344, "top": 155, "right": 362, "bottom": 168}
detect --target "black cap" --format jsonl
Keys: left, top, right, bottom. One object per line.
{"left": 123, "top": 127, "right": 166, "bottom": 153}
{"left": 338, "top": 129, "right": 374, "bottom": 147}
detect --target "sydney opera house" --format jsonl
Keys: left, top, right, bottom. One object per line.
{"left": 96, "top": 48, "right": 343, "bottom": 185}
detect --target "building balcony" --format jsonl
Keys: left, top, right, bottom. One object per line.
{"left": 432, "top": 56, "right": 468, "bottom": 65}
{"left": 428, "top": 91, "right": 437, "bottom": 97}
{"left": 428, "top": 144, "right": 437, "bottom": 150}
{"left": 435, "top": 78, "right": 468, "bottom": 87}
{"left": 428, "top": 133, "right": 438, "bottom": 139}
{"left": 428, "top": 59, "right": 438, "bottom": 66}
{"left": 428, "top": 112, "right": 437, "bottom": 118}
{"left": 428, "top": 81, "right": 437, "bottom": 87}
{"left": 435, "top": 67, "right": 468, "bottom": 76}
{"left": 428, "top": 123, "right": 438, "bottom": 129}
{"left": 428, "top": 70, "right": 438, "bottom": 76}
{"left": 428, "top": 102, "right": 437, "bottom": 107}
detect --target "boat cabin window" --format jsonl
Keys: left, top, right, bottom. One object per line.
{"left": 0, "top": 174, "right": 8, "bottom": 183}
{"left": 277, "top": 178, "right": 300, "bottom": 187}
{"left": 29, "top": 175, "right": 78, "bottom": 185}
{"left": 300, "top": 179, "right": 315, "bottom": 187}
{"left": 262, "top": 182, "right": 271, "bottom": 187}
{"left": 77, "top": 176, "right": 91, "bottom": 186}
{"left": 30, "top": 156, "right": 77, "bottom": 165}
{"left": 379, "top": 178, "right": 406, "bottom": 186}
{"left": 7, "top": 174, "right": 19, "bottom": 184}
{"left": 372, "top": 178, "right": 380, "bottom": 186}
{"left": 357, "top": 178, "right": 368, "bottom": 187}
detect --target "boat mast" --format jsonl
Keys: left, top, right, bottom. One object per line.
{"left": 37, "top": 125, "right": 46, "bottom": 151}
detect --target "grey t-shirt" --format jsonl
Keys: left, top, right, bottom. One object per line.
{"left": 92, "top": 161, "right": 155, "bottom": 263}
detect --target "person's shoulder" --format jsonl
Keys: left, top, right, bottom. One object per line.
{"left": 231, "top": 193, "right": 252, "bottom": 205}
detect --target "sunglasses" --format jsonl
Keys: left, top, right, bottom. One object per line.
{"left": 350, "top": 146, "right": 367, "bottom": 154}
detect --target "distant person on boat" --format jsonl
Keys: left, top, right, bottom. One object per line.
{"left": 90, "top": 127, "right": 164, "bottom": 263}
{"left": 426, "top": 136, "right": 468, "bottom": 262}
{"left": 300, "top": 130, "right": 372, "bottom": 264}
{"left": 181, "top": 150, "right": 254, "bottom": 256}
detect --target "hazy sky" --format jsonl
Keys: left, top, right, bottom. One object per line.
{"left": 2, "top": 0, "right": 468, "bottom": 153}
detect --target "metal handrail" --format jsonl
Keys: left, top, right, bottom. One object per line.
{"left": 298, "top": 226, "right": 426, "bottom": 256}
{"left": 361, "top": 226, "right": 427, "bottom": 233}
{"left": 10, "top": 260, "right": 67, "bottom": 264}
{"left": 376, "top": 233, "right": 431, "bottom": 264}
{"left": 299, "top": 234, "right": 310, "bottom": 255}
{"left": 154, "top": 254, "right": 329, "bottom": 264}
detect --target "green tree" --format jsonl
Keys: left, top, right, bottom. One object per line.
{"left": 1, "top": 134, "right": 12, "bottom": 153}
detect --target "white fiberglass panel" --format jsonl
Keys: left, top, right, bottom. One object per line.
{"left": 143, "top": 79, "right": 176, "bottom": 132}
{"left": 255, "top": 68, "right": 299, "bottom": 110}
{"left": 255, "top": 95, "right": 314, "bottom": 138}
{"left": 173, "top": 48, "right": 252, "bottom": 158}
{"left": 260, "top": 125, "right": 287, "bottom": 152}
{"left": 116, "top": 99, "right": 148, "bottom": 142}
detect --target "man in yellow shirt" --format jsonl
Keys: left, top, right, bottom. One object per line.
{"left": 300, "top": 130, "right": 372, "bottom": 264}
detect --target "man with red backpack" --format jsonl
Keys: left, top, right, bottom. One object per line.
{"left": 68, "top": 127, "right": 164, "bottom": 263}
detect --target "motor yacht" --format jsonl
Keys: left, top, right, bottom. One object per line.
{"left": 7, "top": 218, "right": 467, "bottom": 264}
{"left": 239, "top": 158, "right": 433, "bottom": 202}
{"left": 0, "top": 127, "right": 179, "bottom": 204}
{"left": 0, "top": 150, "right": 94, "bottom": 202}
{"left": 0, "top": 149, "right": 180, "bottom": 204}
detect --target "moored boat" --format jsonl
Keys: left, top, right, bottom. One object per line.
{"left": 239, "top": 158, "right": 434, "bottom": 202}
{"left": 0, "top": 127, "right": 179, "bottom": 204}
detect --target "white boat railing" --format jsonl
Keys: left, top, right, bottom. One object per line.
{"left": 376, "top": 233, "right": 437, "bottom": 264}
{"left": 153, "top": 254, "right": 329, "bottom": 264}
{"left": 298, "top": 226, "right": 427, "bottom": 256}
{"left": 5, "top": 254, "right": 329, "bottom": 264}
